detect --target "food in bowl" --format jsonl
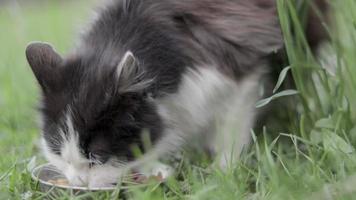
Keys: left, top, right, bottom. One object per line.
{"left": 132, "top": 172, "right": 164, "bottom": 184}
{"left": 48, "top": 178, "right": 70, "bottom": 186}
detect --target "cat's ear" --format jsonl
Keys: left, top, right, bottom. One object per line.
{"left": 116, "top": 51, "right": 153, "bottom": 93}
{"left": 26, "top": 42, "right": 63, "bottom": 92}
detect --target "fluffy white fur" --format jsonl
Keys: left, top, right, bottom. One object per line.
{"left": 41, "top": 113, "right": 90, "bottom": 186}
{"left": 156, "top": 66, "right": 260, "bottom": 168}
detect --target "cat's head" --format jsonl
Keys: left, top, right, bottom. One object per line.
{"left": 26, "top": 42, "right": 163, "bottom": 186}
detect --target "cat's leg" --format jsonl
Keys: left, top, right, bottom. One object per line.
{"left": 131, "top": 69, "right": 261, "bottom": 175}
{"left": 209, "top": 74, "right": 260, "bottom": 169}
{"left": 132, "top": 67, "right": 236, "bottom": 177}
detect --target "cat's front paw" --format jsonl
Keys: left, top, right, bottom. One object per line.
{"left": 135, "top": 162, "right": 174, "bottom": 182}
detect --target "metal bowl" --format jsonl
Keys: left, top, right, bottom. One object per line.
{"left": 31, "top": 164, "right": 118, "bottom": 194}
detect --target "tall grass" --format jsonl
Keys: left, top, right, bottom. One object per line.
{"left": 1, "top": 0, "right": 356, "bottom": 199}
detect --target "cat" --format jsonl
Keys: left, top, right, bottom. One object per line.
{"left": 26, "top": 0, "right": 327, "bottom": 187}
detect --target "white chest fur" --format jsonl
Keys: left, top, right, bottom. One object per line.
{"left": 155, "top": 66, "right": 261, "bottom": 168}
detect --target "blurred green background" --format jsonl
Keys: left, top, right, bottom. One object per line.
{"left": 0, "top": 0, "right": 93, "bottom": 166}
{"left": 1, "top": 0, "right": 356, "bottom": 199}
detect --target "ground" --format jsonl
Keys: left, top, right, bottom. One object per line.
{"left": 1, "top": 0, "right": 356, "bottom": 199}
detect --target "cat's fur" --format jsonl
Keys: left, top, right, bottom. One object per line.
{"left": 26, "top": 0, "right": 327, "bottom": 187}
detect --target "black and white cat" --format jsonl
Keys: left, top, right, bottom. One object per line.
{"left": 25, "top": 0, "right": 326, "bottom": 187}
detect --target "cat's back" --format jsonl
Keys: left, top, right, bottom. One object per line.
{"left": 75, "top": 0, "right": 284, "bottom": 87}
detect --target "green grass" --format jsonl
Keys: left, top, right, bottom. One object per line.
{"left": 1, "top": 0, "right": 356, "bottom": 199}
